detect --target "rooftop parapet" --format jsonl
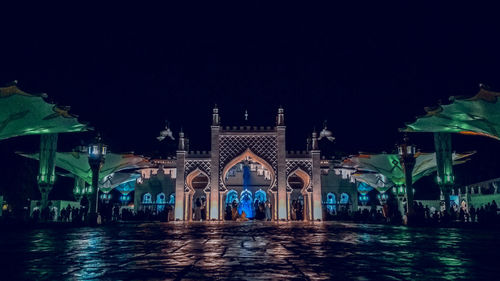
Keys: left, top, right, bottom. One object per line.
{"left": 286, "top": 150, "right": 310, "bottom": 158}
{"left": 150, "top": 158, "right": 177, "bottom": 167}
{"left": 187, "top": 150, "right": 211, "bottom": 158}
{"left": 221, "top": 125, "right": 275, "bottom": 132}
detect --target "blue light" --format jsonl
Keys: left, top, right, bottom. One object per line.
{"left": 238, "top": 165, "right": 254, "bottom": 218}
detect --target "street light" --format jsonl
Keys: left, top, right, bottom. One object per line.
{"left": 397, "top": 134, "right": 416, "bottom": 222}
{"left": 87, "top": 135, "right": 107, "bottom": 224}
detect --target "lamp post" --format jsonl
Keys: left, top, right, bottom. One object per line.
{"left": 87, "top": 135, "right": 107, "bottom": 224}
{"left": 397, "top": 134, "right": 416, "bottom": 222}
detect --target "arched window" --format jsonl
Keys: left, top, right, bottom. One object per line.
{"left": 226, "top": 190, "right": 239, "bottom": 204}
{"left": 326, "top": 193, "right": 336, "bottom": 214}
{"left": 255, "top": 189, "right": 267, "bottom": 203}
{"left": 157, "top": 193, "right": 166, "bottom": 212}
{"left": 157, "top": 193, "right": 166, "bottom": 203}
{"left": 168, "top": 193, "right": 175, "bottom": 205}
{"left": 142, "top": 193, "right": 152, "bottom": 204}
{"left": 238, "top": 190, "right": 254, "bottom": 218}
{"left": 340, "top": 193, "right": 349, "bottom": 204}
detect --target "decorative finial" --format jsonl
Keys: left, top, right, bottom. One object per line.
{"left": 311, "top": 129, "right": 319, "bottom": 150}
{"left": 178, "top": 129, "right": 186, "bottom": 151}
{"left": 244, "top": 109, "right": 248, "bottom": 121}
{"left": 212, "top": 104, "right": 220, "bottom": 126}
{"left": 276, "top": 106, "right": 285, "bottom": 126}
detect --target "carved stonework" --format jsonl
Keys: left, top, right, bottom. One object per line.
{"left": 184, "top": 159, "right": 211, "bottom": 191}
{"left": 218, "top": 135, "right": 278, "bottom": 189}
{"left": 286, "top": 159, "right": 313, "bottom": 177}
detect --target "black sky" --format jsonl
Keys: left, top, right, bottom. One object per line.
{"left": 2, "top": 2, "right": 500, "bottom": 202}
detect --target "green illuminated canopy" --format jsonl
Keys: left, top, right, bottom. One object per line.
{"left": 115, "top": 181, "right": 136, "bottom": 195}
{"left": 20, "top": 151, "right": 150, "bottom": 185}
{"left": 402, "top": 87, "right": 500, "bottom": 140}
{"left": 100, "top": 172, "right": 140, "bottom": 194}
{"left": 339, "top": 152, "right": 473, "bottom": 189}
{"left": 0, "top": 83, "right": 89, "bottom": 140}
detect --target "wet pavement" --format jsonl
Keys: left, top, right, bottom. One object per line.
{"left": 1, "top": 221, "right": 499, "bottom": 280}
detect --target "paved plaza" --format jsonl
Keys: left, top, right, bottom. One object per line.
{"left": 0, "top": 222, "right": 499, "bottom": 280}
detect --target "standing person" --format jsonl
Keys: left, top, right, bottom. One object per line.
{"left": 265, "top": 200, "right": 272, "bottom": 221}
{"left": 470, "top": 205, "right": 476, "bottom": 222}
{"left": 231, "top": 200, "right": 238, "bottom": 220}
{"left": 200, "top": 198, "right": 206, "bottom": 221}
{"left": 194, "top": 198, "right": 202, "bottom": 221}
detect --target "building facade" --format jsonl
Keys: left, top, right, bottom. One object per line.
{"left": 135, "top": 106, "right": 357, "bottom": 221}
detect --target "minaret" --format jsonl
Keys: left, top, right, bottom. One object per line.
{"left": 174, "top": 129, "right": 187, "bottom": 220}
{"left": 212, "top": 104, "right": 220, "bottom": 126}
{"left": 310, "top": 129, "right": 322, "bottom": 220}
{"left": 210, "top": 104, "right": 221, "bottom": 220}
{"left": 276, "top": 106, "right": 287, "bottom": 220}
{"left": 277, "top": 106, "right": 284, "bottom": 126}
{"left": 178, "top": 129, "right": 186, "bottom": 151}
{"left": 312, "top": 130, "right": 319, "bottom": 150}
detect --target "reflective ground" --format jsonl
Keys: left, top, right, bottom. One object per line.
{"left": 1, "top": 222, "right": 499, "bottom": 280}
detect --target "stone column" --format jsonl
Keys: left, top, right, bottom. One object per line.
{"left": 311, "top": 149, "right": 322, "bottom": 220}
{"left": 38, "top": 133, "right": 58, "bottom": 210}
{"left": 174, "top": 150, "right": 186, "bottom": 221}
{"left": 210, "top": 125, "right": 220, "bottom": 220}
{"left": 277, "top": 125, "right": 287, "bottom": 220}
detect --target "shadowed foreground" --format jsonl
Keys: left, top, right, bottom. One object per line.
{"left": 0, "top": 221, "right": 499, "bottom": 280}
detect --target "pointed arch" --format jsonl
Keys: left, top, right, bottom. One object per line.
{"left": 186, "top": 168, "right": 210, "bottom": 194}
{"left": 287, "top": 167, "right": 311, "bottom": 195}
{"left": 221, "top": 148, "right": 275, "bottom": 188}
{"left": 255, "top": 189, "right": 267, "bottom": 203}
{"left": 225, "top": 189, "right": 239, "bottom": 204}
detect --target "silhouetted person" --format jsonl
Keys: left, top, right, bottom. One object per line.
{"left": 470, "top": 206, "right": 476, "bottom": 223}
{"left": 194, "top": 198, "right": 202, "bottom": 221}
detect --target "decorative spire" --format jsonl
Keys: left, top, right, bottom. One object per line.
{"left": 276, "top": 106, "right": 284, "bottom": 126}
{"left": 212, "top": 104, "right": 220, "bottom": 126}
{"left": 178, "top": 129, "right": 186, "bottom": 151}
{"left": 311, "top": 130, "right": 319, "bottom": 150}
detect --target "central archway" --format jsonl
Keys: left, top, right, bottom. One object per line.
{"left": 222, "top": 148, "right": 275, "bottom": 189}
{"left": 221, "top": 149, "right": 275, "bottom": 220}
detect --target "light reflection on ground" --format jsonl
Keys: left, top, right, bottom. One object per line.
{"left": 1, "top": 221, "right": 499, "bottom": 280}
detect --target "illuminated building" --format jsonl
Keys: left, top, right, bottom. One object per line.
{"left": 134, "top": 106, "right": 352, "bottom": 221}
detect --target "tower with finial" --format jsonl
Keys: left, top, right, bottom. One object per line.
{"left": 212, "top": 104, "right": 220, "bottom": 126}
{"left": 311, "top": 129, "right": 319, "bottom": 150}
{"left": 276, "top": 106, "right": 284, "bottom": 126}
{"left": 178, "top": 128, "right": 186, "bottom": 151}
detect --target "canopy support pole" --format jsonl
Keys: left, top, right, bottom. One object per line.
{"left": 434, "top": 132, "right": 454, "bottom": 215}
{"left": 38, "top": 133, "right": 58, "bottom": 214}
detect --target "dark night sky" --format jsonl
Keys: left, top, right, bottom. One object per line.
{"left": 1, "top": 2, "right": 500, "bottom": 203}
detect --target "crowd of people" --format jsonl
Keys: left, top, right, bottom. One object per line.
{"left": 31, "top": 205, "right": 89, "bottom": 224}
{"left": 20, "top": 196, "right": 500, "bottom": 228}
{"left": 224, "top": 199, "right": 272, "bottom": 221}
{"left": 324, "top": 199, "right": 500, "bottom": 227}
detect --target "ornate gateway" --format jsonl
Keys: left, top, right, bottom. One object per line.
{"left": 174, "top": 106, "right": 323, "bottom": 221}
